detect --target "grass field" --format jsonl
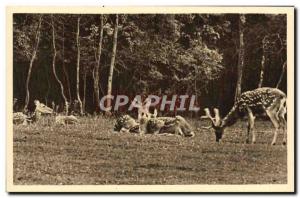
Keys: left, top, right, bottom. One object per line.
{"left": 13, "top": 116, "right": 287, "bottom": 185}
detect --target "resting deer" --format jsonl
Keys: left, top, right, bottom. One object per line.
{"left": 13, "top": 100, "right": 78, "bottom": 126}
{"left": 139, "top": 111, "right": 195, "bottom": 137}
{"left": 114, "top": 114, "right": 140, "bottom": 133}
{"left": 202, "top": 87, "right": 287, "bottom": 145}
{"left": 114, "top": 98, "right": 195, "bottom": 137}
{"left": 13, "top": 100, "right": 53, "bottom": 125}
{"left": 135, "top": 99, "right": 195, "bottom": 137}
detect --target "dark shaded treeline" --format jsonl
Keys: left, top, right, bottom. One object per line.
{"left": 13, "top": 13, "right": 287, "bottom": 116}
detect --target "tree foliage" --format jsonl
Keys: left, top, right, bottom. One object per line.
{"left": 13, "top": 14, "right": 287, "bottom": 115}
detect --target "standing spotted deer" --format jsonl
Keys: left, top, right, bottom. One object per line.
{"left": 202, "top": 87, "right": 287, "bottom": 145}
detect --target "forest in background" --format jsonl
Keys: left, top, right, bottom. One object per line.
{"left": 13, "top": 13, "right": 287, "bottom": 116}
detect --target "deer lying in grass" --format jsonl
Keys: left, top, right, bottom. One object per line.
{"left": 13, "top": 112, "right": 32, "bottom": 125}
{"left": 202, "top": 87, "right": 287, "bottom": 145}
{"left": 138, "top": 109, "right": 195, "bottom": 137}
{"left": 61, "top": 102, "right": 79, "bottom": 125}
{"left": 13, "top": 100, "right": 53, "bottom": 125}
{"left": 114, "top": 114, "right": 140, "bottom": 133}
{"left": 135, "top": 99, "right": 195, "bottom": 137}
{"left": 114, "top": 98, "right": 195, "bottom": 137}
{"left": 13, "top": 100, "right": 78, "bottom": 126}
{"left": 114, "top": 98, "right": 157, "bottom": 134}
{"left": 55, "top": 115, "right": 79, "bottom": 125}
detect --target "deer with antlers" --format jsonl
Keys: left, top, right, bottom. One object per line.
{"left": 114, "top": 97, "right": 195, "bottom": 137}
{"left": 134, "top": 98, "right": 195, "bottom": 137}
{"left": 202, "top": 87, "right": 287, "bottom": 145}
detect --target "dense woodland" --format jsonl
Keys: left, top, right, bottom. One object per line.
{"left": 13, "top": 13, "right": 287, "bottom": 116}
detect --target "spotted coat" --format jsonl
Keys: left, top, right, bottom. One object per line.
{"left": 146, "top": 116, "right": 194, "bottom": 137}
{"left": 237, "top": 87, "right": 286, "bottom": 111}
{"left": 222, "top": 87, "right": 286, "bottom": 127}
{"left": 114, "top": 115, "right": 139, "bottom": 133}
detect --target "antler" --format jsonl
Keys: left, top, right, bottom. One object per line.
{"left": 202, "top": 108, "right": 222, "bottom": 126}
{"left": 213, "top": 108, "right": 222, "bottom": 126}
{"left": 152, "top": 109, "right": 158, "bottom": 118}
{"left": 203, "top": 108, "right": 214, "bottom": 121}
{"left": 201, "top": 126, "right": 212, "bottom": 130}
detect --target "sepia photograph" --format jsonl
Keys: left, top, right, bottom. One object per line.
{"left": 6, "top": 6, "right": 294, "bottom": 192}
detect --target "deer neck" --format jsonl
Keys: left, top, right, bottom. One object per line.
{"left": 221, "top": 103, "right": 239, "bottom": 128}
{"left": 34, "top": 111, "right": 42, "bottom": 121}
{"left": 139, "top": 117, "right": 149, "bottom": 133}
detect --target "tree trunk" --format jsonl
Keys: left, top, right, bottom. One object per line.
{"left": 235, "top": 14, "right": 245, "bottom": 101}
{"left": 51, "top": 16, "right": 69, "bottom": 115}
{"left": 93, "top": 15, "right": 104, "bottom": 113}
{"left": 106, "top": 14, "right": 119, "bottom": 115}
{"left": 45, "top": 75, "right": 50, "bottom": 106}
{"left": 82, "top": 68, "right": 87, "bottom": 112}
{"left": 258, "top": 54, "right": 265, "bottom": 88}
{"left": 276, "top": 61, "right": 287, "bottom": 88}
{"left": 76, "top": 17, "right": 84, "bottom": 115}
{"left": 62, "top": 23, "right": 72, "bottom": 103}
{"left": 258, "top": 36, "right": 267, "bottom": 88}
{"left": 24, "top": 15, "right": 43, "bottom": 112}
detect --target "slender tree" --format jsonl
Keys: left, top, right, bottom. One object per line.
{"left": 106, "top": 14, "right": 119, "bottom": 115}
{"left": 93, "top": 15, "right": 104, "bottom": 113}
{"left": 276, "top": 61, "right": 287, "bottom": 88}
{"left": 76, "top": 16, "right": 84, "bottom": 115}
{"left": 258, "top": 36, "right": 267, "bottom": 88}
{"left": 51, "top": 15, "right": 69, "bottom": 115}
{"left": 82, "top": 67, "right": 87, "bottom": 112}
{"left": 61, "top": 23, "right": 72, "bottom": 103}
{"left": 235, "top": 14, "right": 246, "bottom": 101}
{"left": 12, "top": 14, "right": 286, "bottom": 115}
{"left": 24, "top": 15, "right": 43, "bottom": 112}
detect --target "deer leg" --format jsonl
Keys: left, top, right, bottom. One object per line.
{"left": 278, "top": 109, "right": 287, "bottom": 145}
{"left": 280, "top": 116, "right": 287, "bottom": 145}
{"left": 174, "top": 126, "right": 184, "bottom": 136}
{"left": 246, "top": 107, "right": 256, "bottom": 144}
{"left": 246, "top": 123, "right": 250, "bottom": 144}
{"left": 153, "top": 128, "right": 160, "bottom": 135}
{"left": 139, "top": 125, "right": 146, "bottom": 134}
{"left": 266, "top": 110, "right": 280, "bottom": 145}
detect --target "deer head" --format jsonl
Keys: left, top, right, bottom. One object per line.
{"left": 132, "top": 98, "right": 158, "bottom": 134}
{"left": 132, "top": 98, "right": 157, "bottom": 120}
{"left": 34, "top": 100, "right": 53, "bottom": 114}
{"left": 202, "top": 108, "right": 224, "bottom": 142}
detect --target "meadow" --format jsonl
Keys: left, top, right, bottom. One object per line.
{"left": 13, "top": 116, "right": 287, "bottom": 185}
